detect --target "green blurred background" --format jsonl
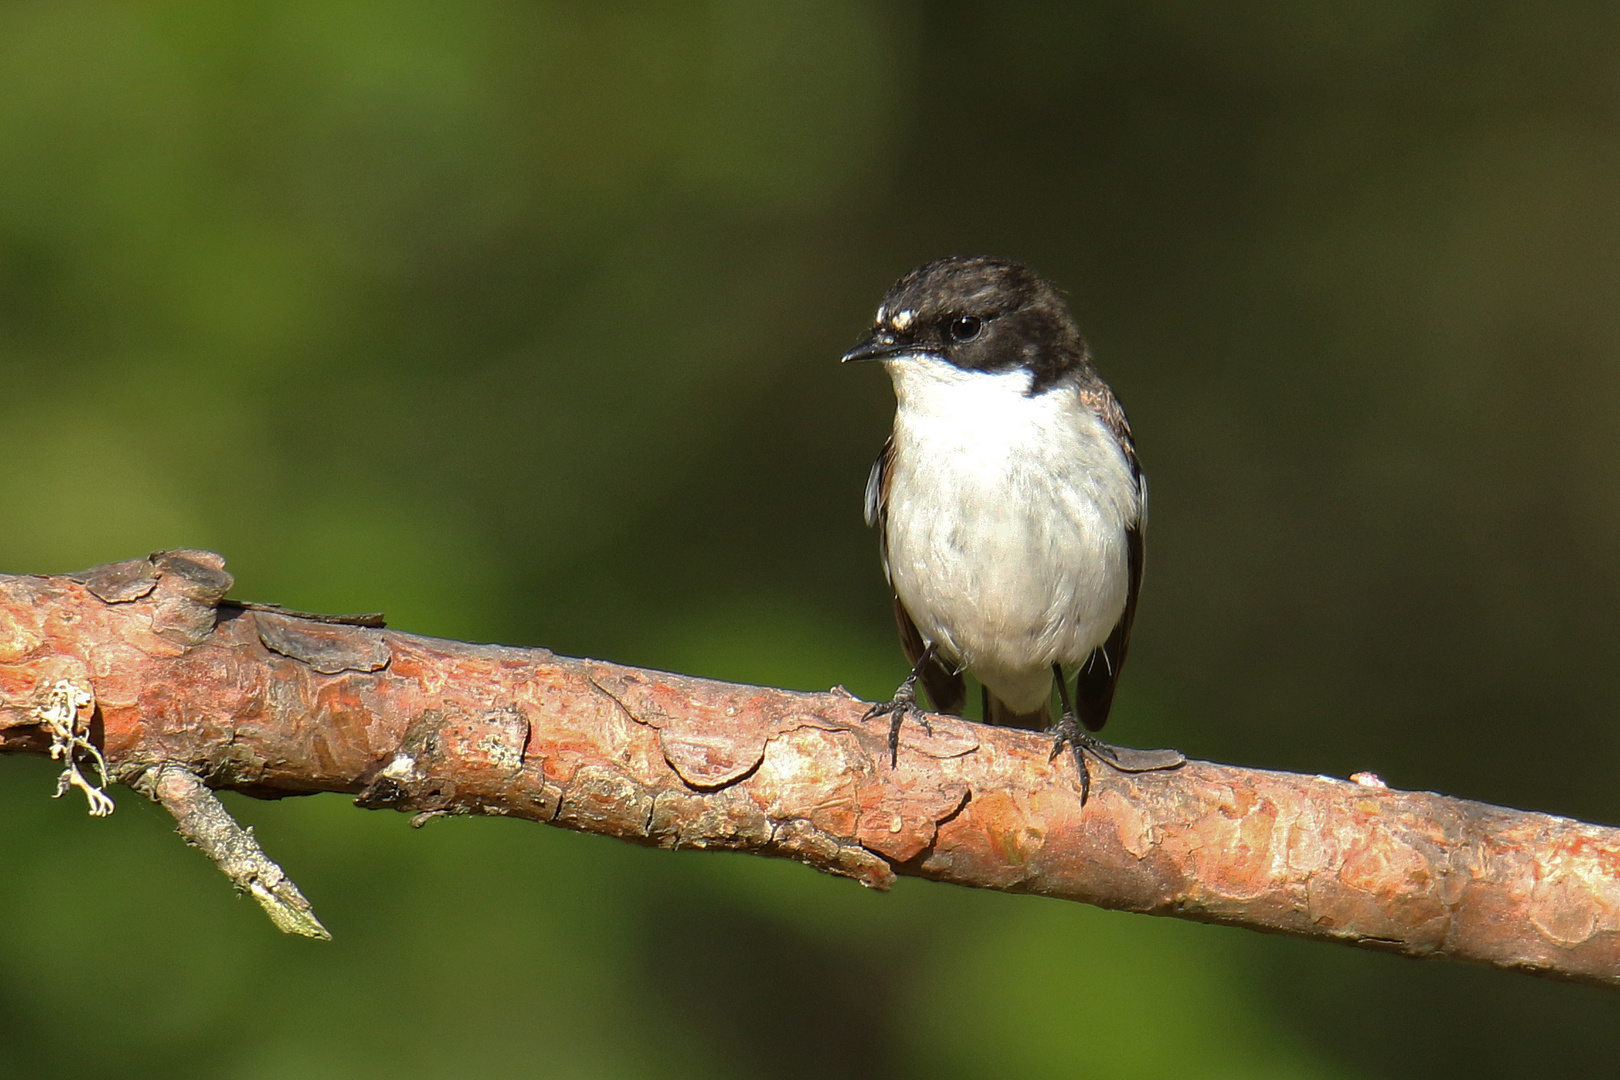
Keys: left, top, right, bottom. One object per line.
{"left": 3, "top": 1, "right": 1619, "bottom": 1076}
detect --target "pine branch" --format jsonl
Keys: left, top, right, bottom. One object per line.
{"left": 1, "top": 552, "right": 1616, "bottom": 986}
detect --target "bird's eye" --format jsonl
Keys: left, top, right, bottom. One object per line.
{"left": 949, "top": 315, "right": 982, "bottom": 342}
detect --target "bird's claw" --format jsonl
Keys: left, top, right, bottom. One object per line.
{"left": 1047, "top": 714, "right": 1186, "bottom": 805}
{"left": 1046, "top": 714, "right": 1100, "bottom": 803}
{"left": 864, "top": 691, "right": 931, "bottom": 767}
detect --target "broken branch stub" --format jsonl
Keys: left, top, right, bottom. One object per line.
{"left": 1, "top": 553, "right": 1618, "bottom": 988}
{"left": 128, "top": 764, "right": 330, "bottom": 940}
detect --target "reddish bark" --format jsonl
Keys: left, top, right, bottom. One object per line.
{"left": 1, "top": 552, "right": 1617, "bottom": 987}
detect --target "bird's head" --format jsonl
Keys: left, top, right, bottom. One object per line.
{"left": 842, "top": 256, "right": 1089, "bottom": 392}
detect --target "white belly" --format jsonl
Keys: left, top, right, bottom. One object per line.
{"left": 882, "top": 358, "right": 1141, "bottom": 713}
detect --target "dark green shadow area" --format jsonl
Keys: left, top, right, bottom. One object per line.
{"left": 2, "top": 2, "right": 1619, "bottom": 1076}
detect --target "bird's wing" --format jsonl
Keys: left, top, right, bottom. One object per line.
{"left": 864, "top": 437, "right": 892, "bottom": 574}
{"left": 894, "top": 595, "right": 967, "bottom": 716}
{"left": 867, "top": 438, "right": 966, "bottom": 716}
{"left": 1075, "top": 387, "right": 1145, "bottom": 732}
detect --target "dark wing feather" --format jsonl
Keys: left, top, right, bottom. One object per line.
{"left": 1075, "top": 517, "right": 1141, "bottom": 731}
{"left": 896, "top": 596, "right": 967, "bottom": 716}
{"left": 1074, "top": 383, "right": 1145, "bottom": 733}
{"left": 867, "top": 438, "right": 966, "bottom": 716}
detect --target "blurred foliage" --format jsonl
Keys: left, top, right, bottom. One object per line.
{"left": 2, "top": 1, "right": 1620, "bottom": 1076}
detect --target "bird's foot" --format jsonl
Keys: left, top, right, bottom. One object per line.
{"left": 1047, "top": 715, "right": 1186, "bottom": 804}
{"left": 864, "top": 684, "right": 933, "bottom": 767}
{"left": 1046, "top": 715, "right": 1108, "bottom": 804}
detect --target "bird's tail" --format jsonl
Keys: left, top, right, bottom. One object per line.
{"left": 982, "top": 687, "right": 1052, "bottom": 730}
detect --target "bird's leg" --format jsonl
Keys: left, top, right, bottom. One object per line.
{"left": 1047, "top": 663, "right": 1185, "bottom": 804}
{"left": 1046, "top": 663, "right": 1113, "bottom": 804}
{"left": 864, "top": 644, "right": 938, "bottom": 767}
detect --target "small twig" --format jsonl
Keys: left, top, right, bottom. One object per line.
{"left": 127, "top": 765, "right": 330, "bottom": 941}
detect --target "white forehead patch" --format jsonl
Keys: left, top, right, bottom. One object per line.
{"left": 890, "top": 309, "right": 916, "bottom": 331}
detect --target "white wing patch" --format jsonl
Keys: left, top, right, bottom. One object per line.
{"left": 864, "top": 453, "right": 885, "bottom": 528}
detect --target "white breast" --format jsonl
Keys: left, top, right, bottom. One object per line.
{"left": 882, "top": 356, "right": 1142, "bottom": 713}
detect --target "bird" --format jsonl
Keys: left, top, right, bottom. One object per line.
{"left": 843, "top": 255, "right": 1183, "bottom": 802}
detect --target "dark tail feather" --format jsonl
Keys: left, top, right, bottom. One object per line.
{"left": 982, "top": 687, "right": 1052, "bottom": 730}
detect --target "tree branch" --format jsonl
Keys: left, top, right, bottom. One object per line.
{"left": 2, "top": 552, "right": 1616, "bottom": 987}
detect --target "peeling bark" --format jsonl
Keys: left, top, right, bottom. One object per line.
{"left": 1, "top": 552, "right": 1617, "bottom": 987}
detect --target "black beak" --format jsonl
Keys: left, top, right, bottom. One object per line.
{"left": 841, "top": 331, "right": 907, "bottom": 363}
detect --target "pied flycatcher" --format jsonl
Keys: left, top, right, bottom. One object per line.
{"left": 844, "top": 256, "right": 1183, "bottom": 801}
